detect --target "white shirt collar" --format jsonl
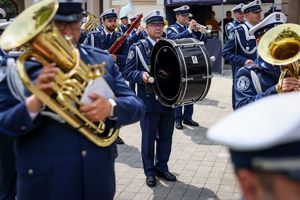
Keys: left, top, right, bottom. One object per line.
{"left": 147, "top": 36, "right": 157, "bottom": 46}
{"left": 245, "top": 21, "right": 254, "bottom": 29}
{"left": 104, "top": 28, "right": 113, "bottom": 35}
{"left": 176, "top": 22, "right": 185, "bottom": 28}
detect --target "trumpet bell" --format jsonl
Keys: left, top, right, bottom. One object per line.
{"left": 259, "top": 23, "right": 300, "bottom": 66}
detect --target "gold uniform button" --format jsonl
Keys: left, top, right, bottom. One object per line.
{"left": 28, "top": 169, "right": 34, "bottom": 175}
{"left": 81, "top": 150, "right": 87, "bottom": 157}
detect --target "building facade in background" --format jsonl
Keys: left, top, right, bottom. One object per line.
{"left": 3, "top": 0, "right": 300, "bottom": 26}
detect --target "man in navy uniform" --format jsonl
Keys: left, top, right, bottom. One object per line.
{"left": 234, "top": 12, "right": 300, "bottom": 109}
{"left": 123, "top": 10, "right": 176, "bottom": 188}
{"left": 0, "top": 19, "right": 16, "bottom": 200}
{"left": 208, "top": 92, "right": 300, "bottom": 200}
{"left": 127, "top": 15, "right": 146, "bottom": 46}
{"left": 118, "top": 12, "right": 129, "bottom": 35}
{"left": 167, "top": 5, "right": 206, "bottom": 130}
{"left": 85, "top": 8, "right": 128, "bottom": 73}
{"left": 222, "top": 0, "right": 262, "bottom": 110}
{"left": 0, "top": 0, "right": 145, "bottom": 199}
{"left": 225, "top": 3, "right": 244, "bottom": 41}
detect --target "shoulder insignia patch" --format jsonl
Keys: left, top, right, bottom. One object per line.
{"left": 128, "top": 50, "right": 135, "bottom": 60}
{"left": 237, "top": 76, "right": 250, "bottom": 91}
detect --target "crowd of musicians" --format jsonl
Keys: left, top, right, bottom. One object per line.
{"left": 1, "top": 0, "right": 300, "bottom": 199}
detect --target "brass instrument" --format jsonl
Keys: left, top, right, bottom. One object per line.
{"left": 185, "top": 20, "right": 212, "bottom": 33}
{"left": 259, "top": 23, "right": 300, "bottom": 93}
{"left": 0, "top": 0, "right": 119, "bottom": 147}
{"left": 81, "top": 12, "right": 100, "bottom": 32}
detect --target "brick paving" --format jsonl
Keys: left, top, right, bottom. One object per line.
{"left": 115, "top": 69, "right": 241, "bottom": 200}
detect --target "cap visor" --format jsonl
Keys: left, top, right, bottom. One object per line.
{"left": 54, "top": 14, "right": 82, "bottom": 22}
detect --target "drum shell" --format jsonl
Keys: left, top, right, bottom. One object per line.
{"left": 150, "top": 38, "right": 212, "bottom": 107}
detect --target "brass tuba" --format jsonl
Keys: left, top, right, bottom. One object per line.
{"left": 0, "top": 0, "right": 119, "bottom": 147}
{"left": 259, "top": 23, "right": 300, "bottom": 93}
{"left": 81, "top": 12, "right": 100, "bottom": 32}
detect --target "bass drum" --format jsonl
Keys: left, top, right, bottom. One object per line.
{"left": 150, "top": 38, "right": 212, "bottom": 107}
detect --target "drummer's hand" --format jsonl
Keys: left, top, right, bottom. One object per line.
{"left": 142, "top": 72, "right": 151, "bottom": 83}
{"left": 245, "top": 59, "right": 254, "bottom": 65}
{"left": 27, "top": 63, "right": 59, "bottom": 112}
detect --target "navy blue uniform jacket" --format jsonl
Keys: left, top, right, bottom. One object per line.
{"left": 0, "top": 45, "right": 145, "bottom": 200}
{"left": 235, "top": 57, "right": 280, "bottom": 109}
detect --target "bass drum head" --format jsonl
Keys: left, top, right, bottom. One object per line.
{"left": 150, "top": 39, "right": 182, "bottom": 106}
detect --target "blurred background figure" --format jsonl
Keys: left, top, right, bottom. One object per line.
{"left": 204, "top": 10, "right": 220, "bottom": 38}
{"left": 222, "top": 10, "right": 232, "bottom": 42}
{"left": 264, "top": 5, "right": 282, "bottom": 18}
{"left": 225, "top": 3, "right": 244, "bottom": 42}
{"left": 208, "top": 92, "right": 300, "bottom": 200}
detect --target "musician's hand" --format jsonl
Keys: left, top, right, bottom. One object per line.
{"left": 111, "top": 54, "right": 117, "bottom": 62}
{"left": 79, "top": 93, "right": 111, "bottom": 122}
{"left": 189, "top": 19, "right": 197, "bottom": 31}
{"left": 245, "top": 59, "right": 254, "bottom": 65}
{"left": 142, "top": 72, "right": 151, "bottom": 83}
{"left": 36, "top": 63, "right": 58, "bottom": 95}
{"left": 26, "top": 63, "right": 58, "bottom": 113}
{"left": 137, "top": 25, "right": 143, "bottom": 34}
{"left": 280, "top": 77, "right": 300, "bottom": 93}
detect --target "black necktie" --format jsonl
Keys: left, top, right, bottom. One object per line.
{"left": 107, "top": 34, "right": 111, "bottom": 42}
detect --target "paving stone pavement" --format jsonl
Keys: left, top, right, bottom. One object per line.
{"left": 115, "top": 69, "right": 241, "bottom": 200}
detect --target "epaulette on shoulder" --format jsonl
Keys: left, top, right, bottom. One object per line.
{"left": 81, "top": 45, "right": 109, "bottom": 55}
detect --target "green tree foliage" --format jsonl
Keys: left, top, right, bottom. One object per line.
{"left": 0, "top": 0, "right": 17, "bottom": 20}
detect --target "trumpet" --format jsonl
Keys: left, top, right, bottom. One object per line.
{"left": 185, "top": 20, "right": 212, "bottom": 33}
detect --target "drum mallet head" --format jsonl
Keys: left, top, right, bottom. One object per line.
{"left": 148, "top": 77, "right": 155, "bottom": 83}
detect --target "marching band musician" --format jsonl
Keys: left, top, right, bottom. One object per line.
{"left": 167, "top": 5, "right": 206, "bottom": 130}
{"left": 123, "top": 10, "right": 177, "bottom": 188}
{"left": 225, "top": 3, "right": 244, "bottom": 41}
{"left": 85, "top": 8, "right": 129, "bottom": 73}
{"left": 234, "top": 12, "right": 300, "bottom": 109}
{"left": 0, "top": 0, "right": 145, "bottom": 199}
{"left": 167, "top": 5, "right": 206, "bottom": 42}
{"left": 118, "top": 12, "right": 130, "bottom": 35}
{"left": 0, "top": 18, "right": 17, "bottom": 200}
{"left": 127, "top": 15, "right": 146, "bottom": 46}
{"left": 222, "top": 0, "right": 262, "bottom": 110}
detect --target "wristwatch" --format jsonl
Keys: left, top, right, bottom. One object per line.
{"left": 108, "top": 98, "right": 117, "bottom": 118}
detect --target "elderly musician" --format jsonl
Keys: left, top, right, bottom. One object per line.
{"left": 123, "top": 10, "right": 177, "bottom": 188}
